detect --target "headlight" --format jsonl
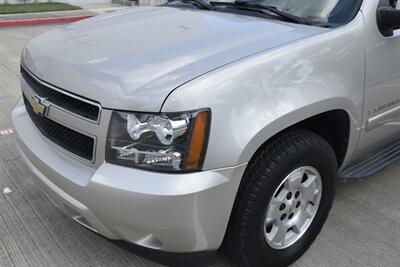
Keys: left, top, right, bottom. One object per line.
{"left": 106, "top": 109, "right": 210, "bottom": 172}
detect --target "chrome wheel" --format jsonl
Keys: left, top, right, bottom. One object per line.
{"left": 264, "top": 166, "right": 322, "bottom": 250}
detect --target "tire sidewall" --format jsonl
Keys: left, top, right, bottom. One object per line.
{"left": 244, "top": 142, "right": 337, "bottom": 266}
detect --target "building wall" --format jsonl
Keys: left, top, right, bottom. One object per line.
{"left": 1, "top": 0, "right": 111, "bottom": 5}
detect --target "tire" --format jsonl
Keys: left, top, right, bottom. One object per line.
{"left": 228, "top": 129, "right": 337, "bottom": 267}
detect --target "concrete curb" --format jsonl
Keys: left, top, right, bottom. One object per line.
{"left": 0, "top": 15, "right": 94, "bottom": 27}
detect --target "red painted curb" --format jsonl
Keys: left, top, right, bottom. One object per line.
{"left": 0, "top": 15, "right": 94, "bottom": 27}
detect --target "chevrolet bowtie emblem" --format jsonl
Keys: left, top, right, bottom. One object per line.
{"left": 30, "top": 95, "right": 47, "bottom": 117}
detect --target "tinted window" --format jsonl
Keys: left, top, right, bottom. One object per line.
{"left": 215, "top": 0, "right": 362, "bottom": 25}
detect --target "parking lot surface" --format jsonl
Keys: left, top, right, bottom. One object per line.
{"left": 1, "top": 25, "right": 400, "bottom": 267}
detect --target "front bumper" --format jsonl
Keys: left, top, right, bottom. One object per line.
{"left": 12, "top": 99, "right": 247, "bottom": 253}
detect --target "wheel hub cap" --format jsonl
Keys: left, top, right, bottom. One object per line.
{"left": 264, "top": 166, "right": 322, "bottom": 250}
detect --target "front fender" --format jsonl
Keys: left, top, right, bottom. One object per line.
{"left": 162, "top": 14, "right": 365, "bottom": 171}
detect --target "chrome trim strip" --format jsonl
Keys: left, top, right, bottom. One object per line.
{"left": 20, "top": 64, "right": 102, "bottom": 124}
{"left": 367, "top": 104, "right": 400, "bottom": 131}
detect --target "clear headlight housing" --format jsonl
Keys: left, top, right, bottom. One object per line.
{"left": 106, "top": 109, "right": 210, "bottom": 172}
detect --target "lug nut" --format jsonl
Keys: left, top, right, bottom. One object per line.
{"left": 295, "top": 191, "right": 300, "bottom": 199}
{"left": 288, "top": 213, "right": 294, "bottom": 219}
{"left": 280, "top": 214, "right": 286, "bottom": 221}
{"left": 279, "top": 203, "right": 286, "bottom": 211}
{"left": 286, "top": 192, "right": 292, "bottom": 200}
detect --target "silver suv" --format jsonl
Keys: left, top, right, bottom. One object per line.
{"left": 12, "top": 0, "right": 400, "bottom": 266}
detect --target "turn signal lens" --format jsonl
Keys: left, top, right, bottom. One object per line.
{"left": 186, "top": 111, "right": 209, "bottom": 170}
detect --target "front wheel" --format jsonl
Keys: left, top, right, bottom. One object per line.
{"left": 228, "top": 129, "right": 337, "bottom": 267}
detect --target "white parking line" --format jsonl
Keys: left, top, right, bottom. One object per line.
{"left": 0, "top": 127, "right": 15, "bottom": 136}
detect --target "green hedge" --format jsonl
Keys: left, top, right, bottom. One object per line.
{"left": 0, "top": 2, "right": 81, "bottom": 15}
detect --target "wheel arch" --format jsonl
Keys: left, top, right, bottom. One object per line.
{"left": 287, "top": 109, "right": 350, "bottom": 167}
{"left": 239, "top": 105, "right": 355, "bottom": 169}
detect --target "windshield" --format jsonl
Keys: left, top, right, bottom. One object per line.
{"left": 212, "top": 0, "right": 362, "bottom": 26}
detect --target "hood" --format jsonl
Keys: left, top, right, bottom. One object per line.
{"left": 22, "top": 6, "right": 327, "bottom": 112}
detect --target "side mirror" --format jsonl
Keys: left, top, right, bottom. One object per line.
{"left": 377, "top": 7, "right": 400, "bottom": 36}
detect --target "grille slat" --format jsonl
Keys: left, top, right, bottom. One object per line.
{"left": 23, "top": 95, "right": 95, "bottom": 161}
{"left": 21, "top": 67, "right": 100, "bottom": 122}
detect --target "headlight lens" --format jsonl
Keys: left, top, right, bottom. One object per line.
{"left": 106, "top": 109, "right": 210, "bottom": 172}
